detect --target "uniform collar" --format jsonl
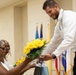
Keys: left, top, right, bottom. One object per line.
{"left": 58, "top": 9, "right": 64, "bottom": 21}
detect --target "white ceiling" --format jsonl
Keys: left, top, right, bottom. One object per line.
{"left": 0, "top": 0, "right": 25, "bottom": 9}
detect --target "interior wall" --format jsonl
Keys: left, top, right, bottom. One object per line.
{"left": 22, "top": 5, "right": 28, "bottom": 48}
{"left": 27, "top": 0, "right": 50, "bottom": 41}
{"left": 14, "top": 7, "right": 23, "bottom": 61}
{"left": 0, "top": 6, "right": 15, "bottom": 64}
{"left": 14, "top": 3, "right": 28, "bottom": 61}
{"left": 57, "top": 0, "right": 72, "bottom": 10}
{"left": 0, "top": 0, "right": 28, "bottom": 64}
{"left": 73, "top": 0, "right": 76, "bottom": 11}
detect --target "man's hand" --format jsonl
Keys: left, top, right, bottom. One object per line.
{"left": 39, "top": 54, "right": 53, "bottom": 61}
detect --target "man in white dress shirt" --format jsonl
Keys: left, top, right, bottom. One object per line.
{"left": 40, "top": 0, "right": 76, "bottom": 75}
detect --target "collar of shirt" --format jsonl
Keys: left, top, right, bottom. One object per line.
{"left": 57, "top": 9, "right": 64, "bottom": 21}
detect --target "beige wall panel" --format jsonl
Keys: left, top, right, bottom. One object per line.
{"left": 27, "top": 0, "right": 50, "bottom": 41}
{"left": 57, "top": 0, "right": 72, "bottom": 10}
{"left": 22, "top": 5, "right": 28, "bottom": 47}
{"left": 73, "top": 0, "right": 76, "bottom": 11}
{"left": 14, "top": 7, "right": 23, "bottom": 61}
{"left": 0, "top": 6, "right": 15, "bottom": 64}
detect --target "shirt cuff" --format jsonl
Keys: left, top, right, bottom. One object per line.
{"left": 52, "top": 50, "right": 61, "bottom": 57}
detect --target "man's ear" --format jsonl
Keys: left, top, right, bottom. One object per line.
{"left": 54, "top": 4, "right": 59, "bottom": 8}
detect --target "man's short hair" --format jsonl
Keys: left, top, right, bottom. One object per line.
{"left": 43, "top": 0, "right": 58, "bottom": 10}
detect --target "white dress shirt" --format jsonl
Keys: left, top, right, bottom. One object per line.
{"left": 42, "top": 9, "right": 76, "bottom": 57}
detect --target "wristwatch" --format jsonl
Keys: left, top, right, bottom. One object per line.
{"left": 52, "top": 54, "right": 56, "bottom": 59}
